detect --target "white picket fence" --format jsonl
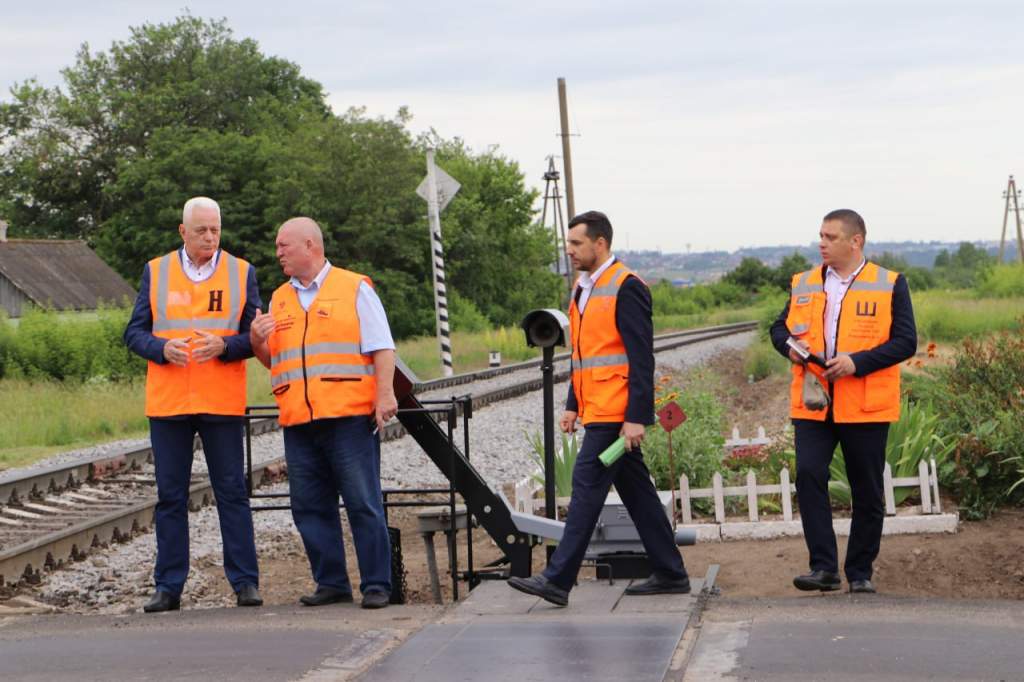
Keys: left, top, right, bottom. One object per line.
{"left": 678, "top": 458, "right": 943, "bottom": 524}
{"left": 514, "top": 425, "right": 949, "bottom": 532}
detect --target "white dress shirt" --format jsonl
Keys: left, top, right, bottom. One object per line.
{"left": 286, "top": 260, "right": 395, "bottom": 353}
{"left": 823, "top": 259, "right": 866, "bottom": 359}
{"left": 575, "top": 255, "right": 617, "bottom": 314}
{"left": 180, "top": 248, "right": 219, "bottom": 283}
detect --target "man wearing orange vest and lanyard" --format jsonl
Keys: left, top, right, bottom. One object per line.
{"left": 250, "top": 217, "right": 398, "bottom": 610}
{"left": 770, "top": 209, "right": 917, "bottom": 594}
{"left": 124, "top": 196, "right": 263, "bottom": 612}
{"left": 508, "top": 211, "right": 690, "bottom": 606}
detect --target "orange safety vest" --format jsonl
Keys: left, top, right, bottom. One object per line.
{"left": 569, "top": 259, "right": 641, "bottom": 425}
{"left": 786, "top": 262, "right": 901, "bottom": 423}
{"left": 145, "top": 250, "right": 249, "bottom": 417}
{"left": 267, "top": 266, "right": 377, "bottom": 427}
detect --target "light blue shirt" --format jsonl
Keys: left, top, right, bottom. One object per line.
{"left": 284, "top": 260, "right": 396, "bottom": 354}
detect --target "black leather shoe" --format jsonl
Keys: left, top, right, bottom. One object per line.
{"left": 143, "top": 590, "right": 181, "bottom": 613}
{"left": 793, "top": 570, "right": 841, "bottom": 592}
{"left": 236, "top": 584, "right": 263, "bottom": 607}
{"left": 849, "top": 579, "right": 876, "bottom": 594}
{"left": 361, "top": 591, "right": 390, "bottom": 609}
{"left": 507, "top": 575, "right": 569, "bottom": 607}
{"left": 624, "top": 574, "right": 692, "bottom": 596}
{"left": 299, "top": 586, "right": 354, "bottom": 606}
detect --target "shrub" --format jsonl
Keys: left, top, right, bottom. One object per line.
{"left": 448, "top": 289, "right": 492, "bottom": 333}
{"left": 0, "top": 306, "right": 145, "bottom": 382}
{"left": 743, "top": 337, "right": 787, "bottom": 381}
{"left": 909, "top": 332, "right": 1024, "bottom": 518}
{"left": 643, "top": 383, "right": 725, "bottom": 492}
{"left": 828, "top": 398, "right": 955, "bottom": 506}
{"left": 976, "top": 264, "right": 1024, "bottom": 298}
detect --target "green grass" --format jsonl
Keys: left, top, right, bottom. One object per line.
{"left": 398, "top": 327, "right": 540, "bottom": 380}
{"left": 0, "top": 359, "right": 273, "bottom": 472}
{"left": 652, "top": 301, "right": 776, "bottom": 334}
{"left": 914, "top": 291, "right": 1024, "bottom": 342}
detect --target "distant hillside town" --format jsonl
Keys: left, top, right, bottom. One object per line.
{"left": 619, "top": 241, "right": 1005, "bottom": 285}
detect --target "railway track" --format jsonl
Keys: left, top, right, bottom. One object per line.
{"left": 0, "top": 320, "right": 755, "bottom": 588}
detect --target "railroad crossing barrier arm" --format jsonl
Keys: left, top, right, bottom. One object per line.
{"left": 393, "top": 358, "right": 534, "bottom": 577}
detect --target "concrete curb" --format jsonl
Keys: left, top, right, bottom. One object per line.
{"left": 681, "top": 513, "right": 959, "bottom": 541}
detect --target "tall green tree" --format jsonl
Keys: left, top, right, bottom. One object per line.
{"left": 722, "top": 257, "right": 775, "bottom": 292}
{"left": 0, "top": 14, "right": 326, "bottom": 244}
{"left": 773, "top": 252, "right": 812, "bottom": 290}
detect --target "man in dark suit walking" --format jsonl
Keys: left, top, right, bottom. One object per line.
{"left": 508, "top": 211, "right": 689, "bottom": 606}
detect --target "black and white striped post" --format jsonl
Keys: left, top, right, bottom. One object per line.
{"left": 418, "top": 150, "right": 460, "bottom": 378}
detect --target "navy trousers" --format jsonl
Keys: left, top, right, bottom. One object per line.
{"left": 794, "top": 418, "right": 890, "bottom": 582}
{"left": 150, "top": 417, "right": 259, "bottom": 596}
{"left": 284, "top": 416, "right": 391, "bottom": 596}
{"left": 542, "top": 423, "right": 688, "bottom": 591}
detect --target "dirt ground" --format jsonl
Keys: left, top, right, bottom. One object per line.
{"left": 195, "top": 503, "right": 1024, "bottom": 606}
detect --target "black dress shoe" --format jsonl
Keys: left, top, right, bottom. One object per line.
{"left": 361, "top": 591, "right": 390, "bottom": 610}
{"left": 236, "top": 584, "right": 263, "bottom": 607}
{"left": 143, "top": 590, "right": 181, "bottom": 613}
{"left": 793, "top": 570, "right": 842, "bottom": 592}
{"left": 624, "top": 574, "right": 692, "bottom": 596}
{"left": 849, "top": 579, "right": 876, "bottom": 594}
{"left": 299, "top": 586, "right": 354, "bottom": 606}
{"left": 507, "top": 575, "right": 569, "bottom": 607}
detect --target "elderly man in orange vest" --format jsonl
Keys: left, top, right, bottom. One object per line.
{"left": 770, "top": 209, "right": 917, "bottom": 594}
{"left": 507, "top": 210, "right": 690, "bottom": 607}
{"left": 250, "top": 217, "right": 398, "bottom": 610}
{"left": 124, "top": 196, "right": 263, "bottom": 612}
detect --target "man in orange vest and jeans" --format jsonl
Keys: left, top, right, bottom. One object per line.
{"left": 124, "top": 196, "right": 263, "bottom": 612}
{"left": 508, "top": 211, "right": 690, "bottom": 606}
{"left": 770, "top": 209, "right": 917, "bottom": 594}
{"left": 250, "top": 217, "right": 398, "bottom": 610}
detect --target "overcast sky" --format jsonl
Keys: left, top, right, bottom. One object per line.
{"left": 2, "top": 1, "right": 1022, "bottom": 252}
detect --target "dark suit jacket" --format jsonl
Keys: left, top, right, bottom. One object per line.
{"left": 769, "top": 264, "right": 917, "bottom": 377}
{"left": 123, "top": 248, "right": 262, "bottom": 419}
{"left": 565, "top": 269, "right": 656, "bottom": 425}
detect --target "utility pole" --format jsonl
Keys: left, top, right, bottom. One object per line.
{"left": 557, "top": 78, "right": 575, "bottom": 220}
{"left": 999, "top": 175, "right": 1024, "bottom": 264}
{"left": 540, "top": 156, "right": 572, "bottom": 298}
{"left": 416, "top": 150, "right": 461, "bottom": 377}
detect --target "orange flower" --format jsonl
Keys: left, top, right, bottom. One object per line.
{"left": 659, "top": 375, "right": 672, "bottom": 385}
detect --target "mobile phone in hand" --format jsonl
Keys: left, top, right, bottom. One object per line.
{"left": 786, "top": 337, "right": 827, "bottom": 368}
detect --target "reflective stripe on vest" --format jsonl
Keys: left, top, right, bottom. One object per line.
{"left": 267, "top": 267, "right": 377, "bottom": 426}
{"left": 569, "top": 260, "right": 637, "bottom": 425}
{"left": 153, "top": 252, "right": 242, "bottom": 332}
{"left": 144, "top": 250, "right": 249, "bottom": 417}
{"left": 785, "top": 262, "right": 901, "bottom": 423}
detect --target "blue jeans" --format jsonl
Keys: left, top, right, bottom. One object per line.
{"left": 150, "top": 417, "right": 259, "bottom": 596}
{"left": 284, "top": 416, "right": 391, "bottom": 595}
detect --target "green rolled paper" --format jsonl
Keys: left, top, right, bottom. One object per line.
{"left": 598, "top": 436, "right": 627, "bottom": 467}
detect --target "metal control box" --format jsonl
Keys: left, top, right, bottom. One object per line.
{"left": 584, "top": 491, "right": 673, "bottom": 578}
